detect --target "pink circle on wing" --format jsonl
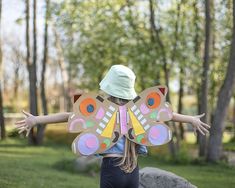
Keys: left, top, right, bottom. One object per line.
{"left": 150, "top": 128, "right": 159, "bottom": 139}
{"left": 77, "top": 133, "right": 99, "bottom": 155}
{"left": 86, "top": 138, "right": 97, "bottom": 148}
{"left": 140, "top": 103, "right": 150, "bottom": 114}
{"left": 148, "top": 125, "right": 168, "bottom": 145}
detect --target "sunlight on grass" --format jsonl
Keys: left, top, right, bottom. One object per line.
{"left": 185, "top": 132, "right": 232, "bottom": 144}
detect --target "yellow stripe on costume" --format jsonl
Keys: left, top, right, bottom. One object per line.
{"left": 101, "top": 112, "right": 116, "bottom": 138}
{"left": 128, "top": 109, "right": 145, "bottom": 135}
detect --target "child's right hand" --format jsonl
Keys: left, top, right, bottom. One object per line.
{"left": 15, "top": 110, "right": 37, "bottom": 137}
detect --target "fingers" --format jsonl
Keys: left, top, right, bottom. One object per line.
{"left": 196, "top": 113, "right": 205, "bottom": 118}
{"left": 15, "top": 122, "right": 26, "bottom": 127}
{"left": 18, "top": 128, "right": 26, "bottom": 134}
{"left": 22, "top": 110, "right": 31, "bottom": 117}
{"left": 193, "top": 126, "right": 197, "bottom": 136}
{"left": 15, "top": 123, "right": 26, "bottom": 130}
{"left": 15, "top": 121, "right": 27, "bottom": 128}
{"left": 196, "top": 126, "right": 205, "bottom": 135}
{"left": 15, "top": 120, "right": 26, "bottom": 125}
{"left": 18, "top": 126, "right": 32, "bottom": 137}
{"left": 15, "top": 124, "right": 26, "bottom": 129}
{"left": 26, "top": 130, "right": 30, "bottom": 137}
{"left": 198, "top": 124, "right": 209, "bottom": 134}
{"left": 201, "top": 121, "right": 210, "bottom": 128}
{"left": 17, "top": 126, "right": 26, "bottom": 130}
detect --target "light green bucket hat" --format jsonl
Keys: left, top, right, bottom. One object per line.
{"left": 99, "top": 65, "right": 137, "bottom": 100}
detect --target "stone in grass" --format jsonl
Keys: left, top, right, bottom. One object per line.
{"left": 139, "top": 167, "right": 197, "bottom": 188}
{"left": 74, "top": 156, "right": 102, "bottom": 173}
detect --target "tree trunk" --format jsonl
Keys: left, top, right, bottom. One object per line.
{"left": 198, "top": 0, "right": 211, "bottom": 157}
{"left": 38, "top": 0, "right": 50, "bottom": 145}
{"left": 13, "top": 63, "right": 19, "bottom": 100}
{"left": 207, "top": 0, "right": 235, "bottom": 162}
{"left": 149, "top": 0, "right": 179, "bottom": 157}
{"left": 0, "top": 85, "right": 4, "bottom": 140}
{"left": 174, "top": 0, "right": 185, "bottom": 140}
{"left": 10, "top": 44, "right": 22, "bottom": 102}
{"left": 193, "top": 0, "right": 202, "bottom": 145}
{"left": 26, "top": 0, "right": 39, "bottom": 145}
{"left": 233, "top": 94, "right": 235, "bottom": 138}
{"left": 178, "top": 66, "right": 185, "bottom": 140}
{"left": 52, "top": 24, "right": 70, "bottom": 112}
{"left": 0, "top": 0, "right": 5, "bottom": 140}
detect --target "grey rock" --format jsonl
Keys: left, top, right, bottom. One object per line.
{"left": 139, "top": 167, "right": 197, "bottom": 188}
{"left": 74, "top": 156, "right": 102, "bottom": 172}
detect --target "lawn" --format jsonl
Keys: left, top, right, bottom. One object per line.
{"left": 1, "top": 125, "right": 235, "bottom": 188}
{"left": 0, "top": 138, "right": 99, "bottom": 188}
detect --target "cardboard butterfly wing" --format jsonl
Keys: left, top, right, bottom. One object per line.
{"left": 68, "top": 93, "right": 121, "bottom": 156}
{"left": 124, "top": 86, "right": 173, "bottom": 146}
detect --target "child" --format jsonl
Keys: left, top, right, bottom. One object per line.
{"left": 15, "top": 65, "right": 210, "bottom": 188}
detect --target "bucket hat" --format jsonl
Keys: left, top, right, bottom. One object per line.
{"left": 99, "top": 65, "right": 137, "bottom": 100}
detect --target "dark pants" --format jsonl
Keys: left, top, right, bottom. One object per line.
{"left": 100, "top": 157, "right": 139, "bottom": 188}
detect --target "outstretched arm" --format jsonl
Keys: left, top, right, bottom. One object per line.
{"left": 171, "top": 112, "right": 210, "bottom": 135}
{"left": 15, "top": 110, "right": 72, "bottom": 136}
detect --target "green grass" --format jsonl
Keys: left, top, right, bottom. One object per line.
{"left": 1, "top": 138, "right": 235, "bottom": 188}
{"left": 1, "top": 124, "right": 235, "bottom": 188}
{"left": 0, "top": 138, "right": 99, "bottom": 188}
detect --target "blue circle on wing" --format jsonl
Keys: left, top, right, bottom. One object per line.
{"left": 148, "top": 98, "right": 155, "bottom": 106}
{"left": 87, "top": 104, "right": 94, "bottom": 113}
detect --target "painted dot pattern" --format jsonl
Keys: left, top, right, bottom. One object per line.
{"left": 148, "top": 125, "right": 168, "bottom": 145}
{"left": 79, "top": 98, "right": 96, "bottom": 116}
{"left": 148, "top": 98, "right": 154, "bottom": 106}
{"left": 146, "top": 92, "right": 161, "bottom": 109}
{"left": 77, "top": 133, "right": 99, "bottom": 155}
{"left": 87, "top": 104, "right": 94, "bottom": 113}
{"left": 137, "top": 134, "right": 144, "bottom": 143}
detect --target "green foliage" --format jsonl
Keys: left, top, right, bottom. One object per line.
{"left": 48, "top": 0, "right": 233, "bottom": 106}
{"left": 149, "top": 142, "right": 192, "bottom": 165}
{"left": 7, "top": 129, "right": 20, "bottom": 138}
{"left": 224, "top": 137, "right": 235, "bottom": 151}
{"left": 50, "top": 0, "right": 208, "bottom": 91}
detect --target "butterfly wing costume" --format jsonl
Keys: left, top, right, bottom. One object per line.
{"left": 68, "top": 86, "right": 173, "bottom": 156}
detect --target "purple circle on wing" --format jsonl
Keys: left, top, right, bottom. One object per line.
{"left": 148, "top": 125, "right": 168, "bottom": 145}
{"left": 77, "top": 133, "right": 99, "bottom": 155}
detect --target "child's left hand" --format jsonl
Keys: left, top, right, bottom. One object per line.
{"left": 191, "top": 113, "right": 210, "bottom": 135}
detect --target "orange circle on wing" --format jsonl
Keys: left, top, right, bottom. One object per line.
{"left": 101, "top": 143, "right": 106, "bottom": 149}
{"left": 146, "top": 92, "right": 161, "bottom": 109}
{"left": 141, "top": 138, "right": 147, "bottom": 144}
{"left": 79, "top": 98, "right": 96, "bottom": 116}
